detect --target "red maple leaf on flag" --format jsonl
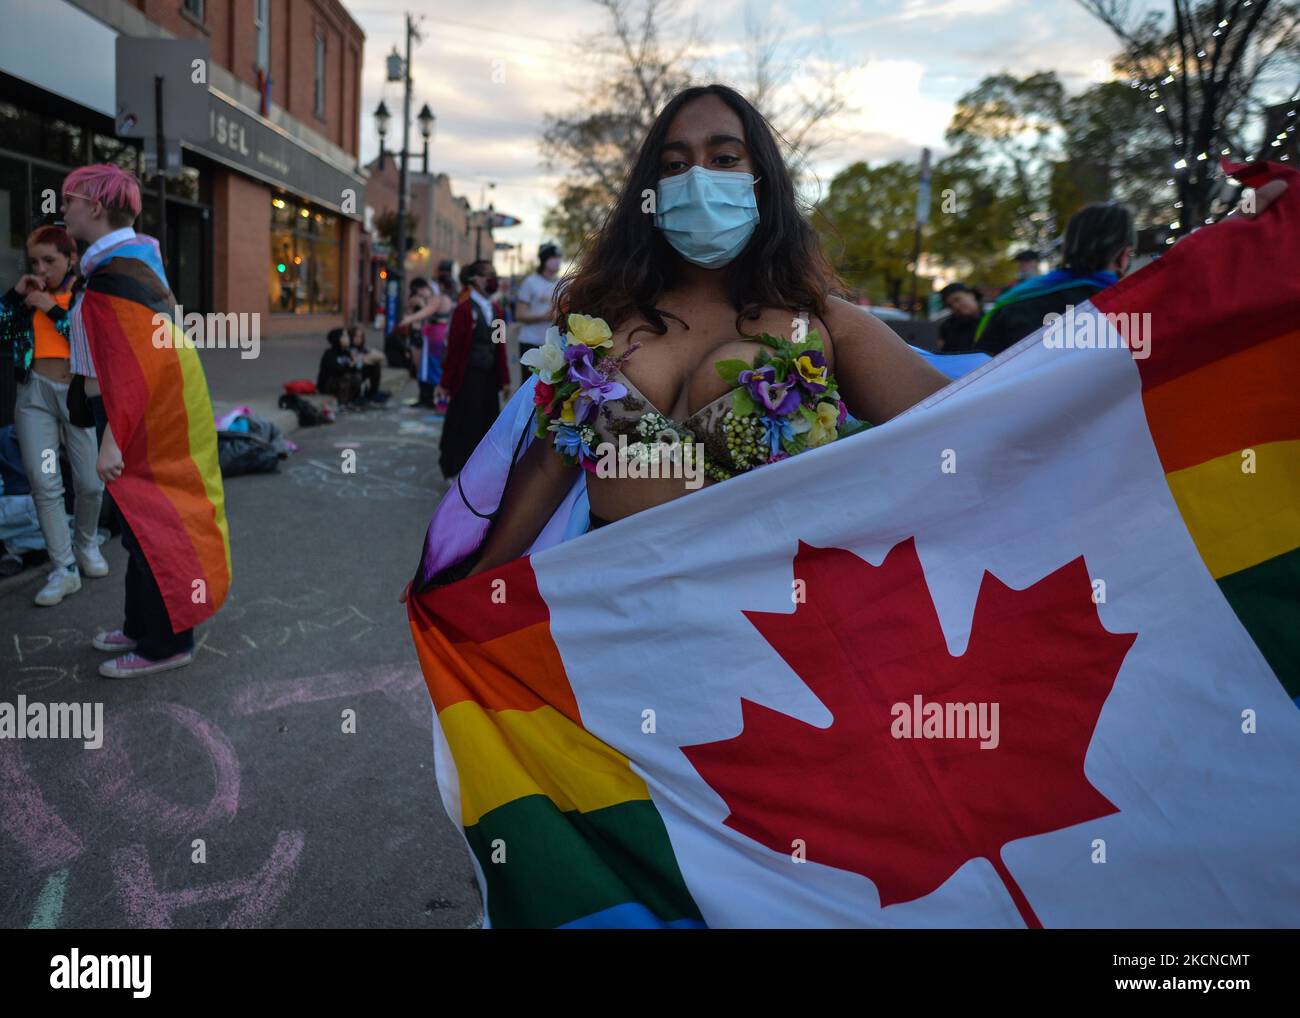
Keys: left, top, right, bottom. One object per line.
{"left": 681, "top": 538, "right": 1136, "bottom": 928}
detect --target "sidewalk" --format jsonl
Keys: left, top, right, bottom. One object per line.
{"left": 200, "top": 334, "right": 412, "bottom": 435}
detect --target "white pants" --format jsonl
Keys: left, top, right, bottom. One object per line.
{"left": 13, "top": 372, "right": 103, "bottom": 570}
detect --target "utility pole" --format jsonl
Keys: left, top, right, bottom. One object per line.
{"left": 394, "top": 14, "right": 416, "bottom": 309}
{"left": 909, "top": 147, "right": 931, "bottom": 320}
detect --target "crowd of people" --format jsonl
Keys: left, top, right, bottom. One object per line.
{"left": 375, "top": 244, "right": 565, "bottom": 480}
{"left": 934, "top": 205, "right": 1140, "bottom": 356}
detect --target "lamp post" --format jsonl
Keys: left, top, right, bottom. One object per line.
{"left": 474, "top": 183, "right": 496, "bottom": 262}
{"left": 418, "top": 103, "right": 435, "bottom": 174}
{"left": 375, "top": 14, "right": 428, "bottom": 347}
{"left": 373, "top": 100, "right": 391, "bottom": 170}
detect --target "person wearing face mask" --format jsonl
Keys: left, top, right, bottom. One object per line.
{"left": 515, "top": 243, "right": 563, "bottom": 366}
{"left": 437, "top": 260, "right": 510, "bottom": 478}
{"left": 407, "top": 84, "right": 955, "bottom": 585}
{"left": 1, "top": 225, "right": 106, "bottom": 605}
{"left": 974, "top": 203, "right": 1136, "bottom": 356}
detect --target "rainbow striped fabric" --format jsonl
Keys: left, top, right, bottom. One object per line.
{"left": 1092, "top": 159, "right": 1299, "bottom": 703}
{"left": 408, "top": 162, "right": 1299, "bottom": 929}
{"left": 409, "top": 557, "right": 705, "bottom": 928}
{"left": 81, "top": 241, "right": 231, "bottom": 632}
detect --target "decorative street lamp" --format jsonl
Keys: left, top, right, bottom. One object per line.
{"left": 417, "top": 103, "right": 435, "bottom": 175}
{"left": 373, "top": 100, "right": 391, "bottom": 170}
{"left": 377, "top": 15, "right": 430, "bottom": 347}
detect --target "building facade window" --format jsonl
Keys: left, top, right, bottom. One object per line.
{"left": 314, "top": 35, "right": 326, "bottom": 119}
{"left": 255, "top": 0, "right": 270, "bottom": 71}
{"left": 270, "top": 194, "right": 341, "bottom": 315}
{"left": 183, "top": 0, "right": 204, "bottom": 21}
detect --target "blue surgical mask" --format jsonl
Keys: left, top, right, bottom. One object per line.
{"left": 654, "top": 166, "right": 761, "bottom": 269}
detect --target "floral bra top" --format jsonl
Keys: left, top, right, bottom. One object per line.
{"left": 521, "top": 312, "right": 867, "bottom": 482}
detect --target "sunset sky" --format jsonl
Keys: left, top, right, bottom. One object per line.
{"left": 350, "top": 0, "right": 1126, "bottom": 264}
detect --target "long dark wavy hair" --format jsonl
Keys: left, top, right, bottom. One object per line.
{"left": 556, "top": 84, "right": 845, "bottom": 339}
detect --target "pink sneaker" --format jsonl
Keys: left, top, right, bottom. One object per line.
{"left": 92, "top": 629, "right": 138, "bottom": 653}
{"left": 99, "top": 650, "right": 193, "bottom": 679}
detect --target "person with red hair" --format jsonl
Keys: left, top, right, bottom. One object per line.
{"left": 1, "top": 224, "right": 105, "bottom": 604}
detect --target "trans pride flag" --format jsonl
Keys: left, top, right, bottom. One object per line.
{"left": 408, "top": 162, "right": 1300, "bottom": 928}
{"left": 80, "top": 236, "right": 231, "bottom": 632}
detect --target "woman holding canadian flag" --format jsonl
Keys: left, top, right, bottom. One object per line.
{"left": 405, "top": 83, "right": 1294, "bottom": 929}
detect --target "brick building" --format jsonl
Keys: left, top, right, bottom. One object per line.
{"left": 0, "top": 0, "right": 368, "bottom": 343}
{"left": 362, "top": 157, "right": 490, "bottom": 316}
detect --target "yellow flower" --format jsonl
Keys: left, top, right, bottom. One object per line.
{"left": 560, "top": 391, "right": 580, "bottom": 424}
{"left": 567, "top": 313, "right": 613, "bottom": 349}
{"left": 807, "top": 401, "right": 840, "bottom": 448}
{"left": 794, "top": 353, "right": 828, "bottom": 389}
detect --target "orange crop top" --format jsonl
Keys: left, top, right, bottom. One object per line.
{"left": 32, "top": 292, "right": 72, "bottom": 360}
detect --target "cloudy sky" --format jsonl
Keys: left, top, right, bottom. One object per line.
{"left": 348, "top": 0, "right": 1125, "bottom": 266}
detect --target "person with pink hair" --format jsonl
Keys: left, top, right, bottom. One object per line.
{"left": 62, "top": 164, "right": 231, "bottom": 679}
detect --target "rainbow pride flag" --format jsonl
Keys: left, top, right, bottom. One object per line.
{"left": 409, "top": 162, "right": 1299, "bottom": 928}
{"left": 81, "top": 239, "right": 230, "bottom": 632}
{"left": 1091, "top": 159, "right": 1298, "bottom": 694}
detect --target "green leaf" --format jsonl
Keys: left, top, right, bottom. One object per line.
{"left": 793, "top": 329, "right": 824, "bottom": 357}
{"left": 797, "top": 404, "right": 817, "bottom": 424}
{"left": 752, "top": 332, "right": 784, "bottom": 350}
{"left": 731, "top": 388, "right": 758, "bottom": 418}
{"left": 714, "top": 358, "right": 751, "bottom": 385}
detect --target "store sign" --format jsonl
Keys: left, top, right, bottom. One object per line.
{"left": 192, "top": 91, "right": 365, "bottom": 220}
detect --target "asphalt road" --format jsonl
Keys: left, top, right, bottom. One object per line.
{"left": 0, "top": 391, "right": 483, "bottom": 928}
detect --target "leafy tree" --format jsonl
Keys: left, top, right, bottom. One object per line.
{"left": 815, "top": 161, "right": 924, "bottom": 305}
{"left": 1078, "top": 0, "right": 1300, "bottom": 231}
{"left": 541, "top": 0, "right": 845, "bottom": 254}
{"left": 944, "top": 72, "right": 1067, "bottom": 250}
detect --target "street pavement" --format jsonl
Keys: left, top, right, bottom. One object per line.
{"left": 0, "top": 347, "right": 484, "bottom": 928}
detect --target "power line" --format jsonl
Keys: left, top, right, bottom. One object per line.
{"left": 348, "top": 8, "right": 577, "bottom": 48}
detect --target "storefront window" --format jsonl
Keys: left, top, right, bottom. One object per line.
{"left": 269, "top": 195, "right": 341, "bottom": 314}
{"left": 93, "top": 134, "right": 140, "bottom": 175}
{"left": 0, "top": 155, "right": 27, "bottom": 283}
{"left": 0, "top": 102, "right": 41, "bottom": 156}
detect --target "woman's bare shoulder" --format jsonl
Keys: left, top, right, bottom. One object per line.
{"left": 818, "top": 295, "right": 949, "bottom": 423}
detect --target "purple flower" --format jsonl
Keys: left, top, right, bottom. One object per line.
{"left": 739, "top": 364, "right": 801, "bottom": 415}
{"left": 738, "top": 364, "right": 775, "bottom": 393}
{"left": 565, "top": 343, "right": 626, "bottom": 424}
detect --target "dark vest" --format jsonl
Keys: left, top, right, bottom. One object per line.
{"left": 467, "top": 300, "right": 496, "bottom": 370}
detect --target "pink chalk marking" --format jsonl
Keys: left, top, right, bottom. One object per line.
{"left": 232, "top": 663, "right": 430, "bottom": 727}
{"left": 77, "top": 703, "right": 241, "bottom": 836}
{"left": 112, "top": 831, "right": 305, "bottom": 928}
{"left": 0, "top": 741, "right": 83, "bottom": 872}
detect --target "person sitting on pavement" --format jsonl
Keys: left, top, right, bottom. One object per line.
{"left": 936, "top": 282, "right": 984, "bottom": 354}
{"left": 317, "top": 327, "right": 361, "bottom": 405}
{"left": 348, "top": 324, "right": 387, "bottom": 404}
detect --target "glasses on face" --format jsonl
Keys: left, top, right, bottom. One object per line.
{"left": 61, "top": 191, "right": 99, "bottom": 209}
